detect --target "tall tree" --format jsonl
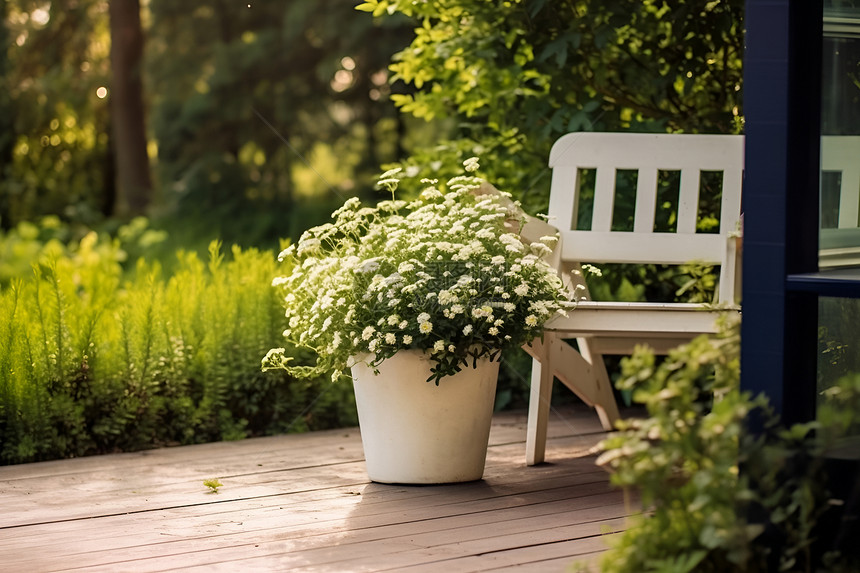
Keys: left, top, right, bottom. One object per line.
{"left": 108, "top": 0, "right": 151, "bottom": 217}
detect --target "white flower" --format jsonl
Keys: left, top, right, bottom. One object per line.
{"left": 530, "top": 243, "right": 553, "bottom": 257}
{"left": 296, "top": 237, "right": 321, "bottom": 255}
{"left": 419, "top": 321, "right": 433, "bottom": 334}
{"left": 463, "top": 157, "right": 480, "bottom": 172}
{"left": 277, "top": 245, "right": 296, "bottom": 261}
{"left": 489, "top": 326, "right": 500, "bottom": 336}
{"left": 379, "top": 167, "right": 402, "bottom": 180}
{"left": 463, "top": 324, "right": 473, "bottom": 335}
{"left": 403, "top": 335, "right": 413, "bottom": 345}
{"left": 361, "top": 326, "right": 375, "bottom": 340}
{"left": 420, "top": 187, "right": 443, "bottom": 201}
{"left": 433, "top": 340, "right": 445, "bottom": 352}
{"left": 383, "top": 273, "right": 403, "bottom": 286}
{"left": 525, "top": 315, "right": 538, "bottom": 327}
{"left": 356, "top": 259, "right": 380, "bottom": 274}
{"left": 417, "top": 312, "right": 431, "bottom": 323}
{"left": 385, "top": 332, "right": 397, "bottom": 345}
{"left": 438, "top": 290, "right": 458, "bottom": 305}
{"left": 582, "top": 263, "right": 603, "bottom": 277}
{"left": 514, "top": 283, "right": 530, "bottom": 297}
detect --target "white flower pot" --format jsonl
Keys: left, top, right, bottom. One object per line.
{"left": 350, "top": 349, "right": 500, "bottom": 484}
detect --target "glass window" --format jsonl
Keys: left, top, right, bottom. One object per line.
{"left": 818, "top": 297, "right": 860, "bottom": 394}
{"left": 818, "top": 296, "right": 860, "bottom": 441}
{"left": 820, "top": 3, "right": 860, "bottom": 269}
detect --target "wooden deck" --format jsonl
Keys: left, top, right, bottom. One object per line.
{"left": 0, "top": 405, "right": 636, "bottom": 572}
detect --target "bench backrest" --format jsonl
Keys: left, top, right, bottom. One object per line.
{"left": 547, "top": 132, "right": 744, "bottom": 303}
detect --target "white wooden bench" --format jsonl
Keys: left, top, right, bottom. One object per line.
{"left": 524, "top": 132, "right": 744, "bottom": 465}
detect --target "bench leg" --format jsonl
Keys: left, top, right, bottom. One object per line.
{"left": 523, "top": 334, "right": 622, "bottom": 464}
{"left": 577, "top": 338, "right": 620, "bottom": 431}
{"left": 539, "top": 336, "right": 620, "bottom": 432}
{"left": 526, "top": 340, "right": 554, "bottom": 466}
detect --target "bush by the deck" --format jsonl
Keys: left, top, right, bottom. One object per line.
{"left": 0, "top": 226, "right": 356, "bottom": 465}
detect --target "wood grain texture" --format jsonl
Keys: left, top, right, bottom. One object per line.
{"left": 0, "top": 404, "right": 636, "bottom": 572}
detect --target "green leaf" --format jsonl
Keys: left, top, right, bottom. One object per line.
{"left": 527, "top": 0, "right": 548, "bottom": 19}
{"left": 538, "top": 36, "right": 568, "bottom": 67}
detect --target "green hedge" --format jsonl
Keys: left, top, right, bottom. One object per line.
{"left": 0, "top": 227, "right": 357, "bottom": 465}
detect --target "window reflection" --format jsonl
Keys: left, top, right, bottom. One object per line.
{"left": 818, "top": 297, "right": 860, "bottom": 440}
{"left": 820, "top": 4, "right": 860, "bottom": 267}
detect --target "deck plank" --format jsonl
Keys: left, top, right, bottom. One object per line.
{"left": 0, "top": 404, "right": 634, "bottom": 572}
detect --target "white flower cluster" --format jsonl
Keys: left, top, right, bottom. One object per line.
{"left": 263, "top": 158, "right": 576, "bottom": 384}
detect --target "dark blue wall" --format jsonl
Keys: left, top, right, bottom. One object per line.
{"left": 741, "top": 0, "right": 821, "bottom": 423}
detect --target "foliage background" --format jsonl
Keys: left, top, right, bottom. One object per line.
{"left": 358, "top": 0, "right": 744, "bottom": 214}
{"left": 1, "top": 0, "right": 748, "bottom": 461}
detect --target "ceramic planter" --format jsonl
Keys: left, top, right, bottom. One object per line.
{"left": 350, "top": 349, "right": 500, "bottom": 484}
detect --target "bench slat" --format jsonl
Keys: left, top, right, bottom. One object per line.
{"left": 720, "top": 168, "right": 744, "bottom": 235}
{"left": 677, "top": 169, "right": 701, "bottom": 234}
{"left": 633, "top": 167, "right": 658, "bottom": 233}
{"left": 591, "top": 168, "right": 616, "bottom": 232}
{"left": 560, "top": 230, "right": 726, "bottom": 265}
{"left": 546, "top": 302, "right": 722, "bottom": 338}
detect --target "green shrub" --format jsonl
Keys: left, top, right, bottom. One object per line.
{"left": 0, "top": 230, "right": 356, "bottom": 464}
{"left": 591, "top": 317, "right": 860, "bottom": 573}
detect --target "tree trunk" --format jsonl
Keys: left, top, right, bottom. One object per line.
{"left": 109, "top": 0, "right": 151, "bottom": 217}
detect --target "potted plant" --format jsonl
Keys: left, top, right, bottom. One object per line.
{"left": 263, "top": 158, "right": 576, "bottom": 483}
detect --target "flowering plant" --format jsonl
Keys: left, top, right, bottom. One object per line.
{"left": 262, "top": 159, "right": 577, "bottom": 384}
